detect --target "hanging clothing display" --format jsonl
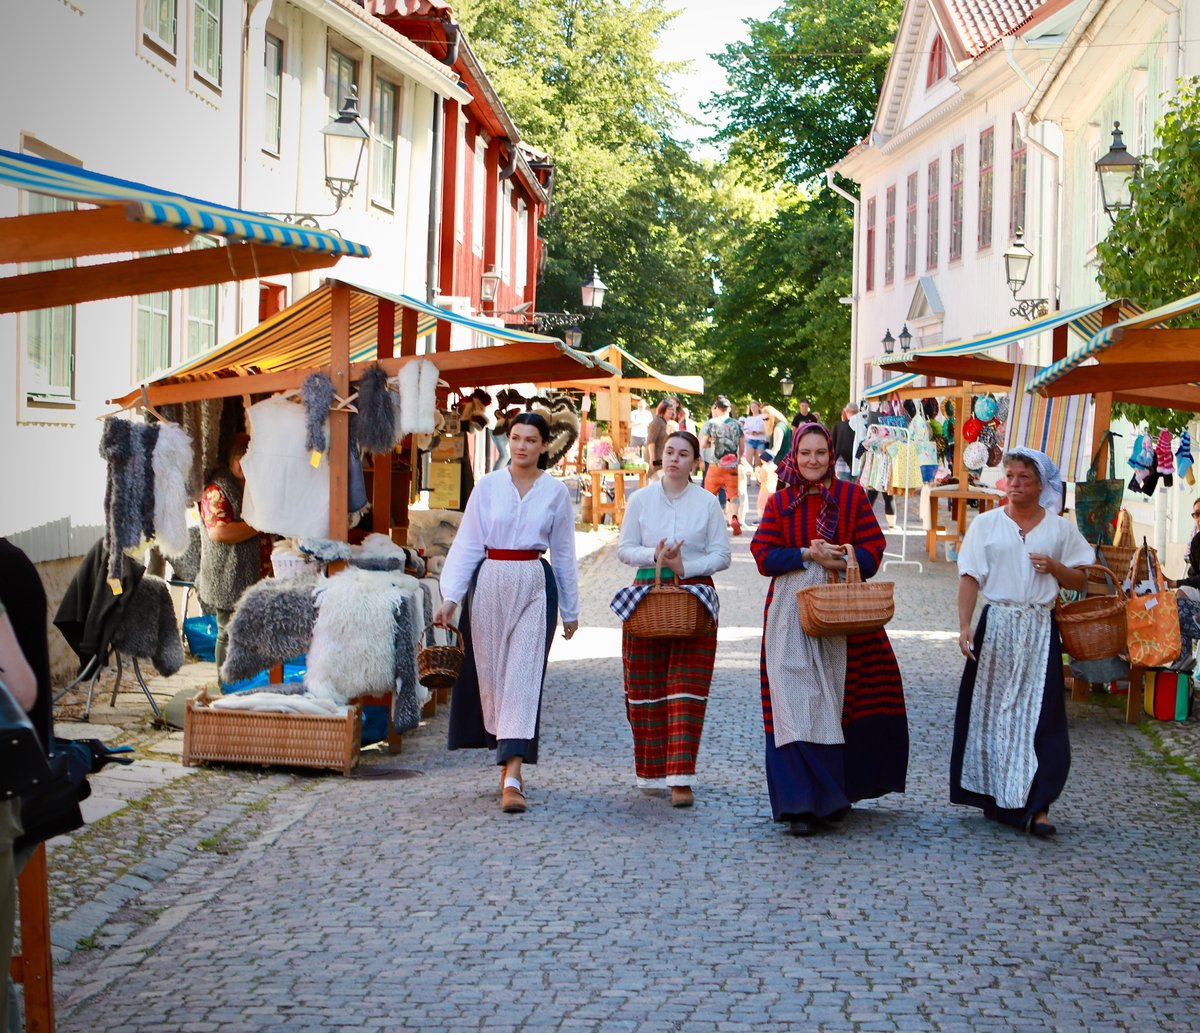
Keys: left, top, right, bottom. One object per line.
{"left": 242, "top": 395, "right": 332, "bottom": 539}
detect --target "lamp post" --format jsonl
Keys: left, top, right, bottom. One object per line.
{"left": 530, "top": 266, "right": 609, "bottom": 336}
{"left": 899, "top": 324, "right": 913, "bottom": 352}
{"left": 881, "top": 328, "right": 895, "bottom": 355}
{"left": 564, "top": 324, "right": 583, "bottom": 350}
{"left": 1002, "top": 230, "right": 1048, "bottom": 320}
{"left": 580, "top": 265, "right": 608, "bottom": 313}
{"left": 779, "top": 375, "right": 794, "bottom": 398}
{"left": 1095, "top": 121, "right": 1142, "bottom": 222}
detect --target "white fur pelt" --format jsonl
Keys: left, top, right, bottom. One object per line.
{"left": 151, "top": 422, "right": 195, "bottom": 557}
{"left": 305, "top": 567, "right": 420, "bottom": 704}
{"left": 396, "top": 359, "right": 439, "bottom": 437}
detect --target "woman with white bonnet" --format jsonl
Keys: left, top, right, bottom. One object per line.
{"left": 950, "top": 447, "right": 1093, "bottom": 837}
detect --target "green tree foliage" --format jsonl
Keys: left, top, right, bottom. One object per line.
{"left": 457, "top": 0, "right": 716, "bottom": 372}
{"left": 709, "top": 0, "right": 903, "bottom": 185}
{"left": 1097, "top": 78, "right": 1200, "bottom": 434}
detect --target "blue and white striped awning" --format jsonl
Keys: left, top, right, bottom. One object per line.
{"left": 0, "top": 148, "right": 370, "bottom": 258}
{"left": 863, "top": 373, "right": 921, "bottom": 398}
{"left": 1029, "top": 288, "right": 1200, "bottom": 391}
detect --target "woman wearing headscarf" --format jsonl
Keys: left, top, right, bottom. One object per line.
{"left": 434, "top": 413, "right": 580, "bottom": 815}
{"left": 751, "top": 423, "right": 909, "bottom": 836}
{"left": 951, "top": 448, "right": 1092, "bottom": 837}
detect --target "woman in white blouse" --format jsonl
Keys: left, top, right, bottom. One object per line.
{"left": 434, "top": 413, "right": 579, "bottom": 815}
{"left": 615, "top": 431, "right": 731, "bottom": 807}
{"left": 951, "top": 448, "right": 1093, "bottom": 838}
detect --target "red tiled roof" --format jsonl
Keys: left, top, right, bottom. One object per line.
{"left": 937, "top": 0, "right": 1045, "bottom": 57}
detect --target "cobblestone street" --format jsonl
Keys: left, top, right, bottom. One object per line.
{"left": 47, "top": 515, "right": 1200, "bottom": 1032}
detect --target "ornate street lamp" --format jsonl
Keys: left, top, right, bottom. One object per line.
{"left": 480, "top": 264, "right": 501, "bottom": 306}
{"left": 564, "top": 324, "right": 583, "bottom": 350}
{"left": 1095, "top": 121, "right": 1142, "bottom": 222}
{"left": 1003, "top": 230, "right": 1048, "bottom": 320}
{"left": 899, "top": 324, "right": 913, "bottom": 352}
{"left": 881, "top": 328, "right": 895, "bottom": 355}
{"left": 321, "top": 88, "right": 370, "bottom": 207}
{"left": 580, "top": 266, "right": 608, "bottom": 312}
{"left": 779, "top": 375, "right": 794, "bottom": 398}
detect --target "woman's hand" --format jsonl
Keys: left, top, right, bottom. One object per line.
{"left": 562, "top": 620, "right": 579, "bottom": 640}
{"left": 808, "top": 539, "right": 847, "bottom": 570}
{"left": 432, "top": 600, "right": 458, "bottom": 628}
{"left": 659, "top": 539, "right": 685, "bottom": 578}
{"left": 1029, "top": 552, "right": 1059, "bottom": 579}
{"left": 959, "top": 626, "right": 976, "bottom": 660}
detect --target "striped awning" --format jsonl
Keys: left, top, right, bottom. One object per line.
{"left": 0, "top": 148, "right": 369, "bottom": 258}
{"left": 1029, "top": 288, "right": 1200, "bottom": 391}
{"left": 877, "top": 299, "right": 1144, "bottom": 368}
{"left": 594, "top": 343, "right": 704, "bottom": 394}
{"left": 863, "top": 373, "right": 921, "bottom": 398}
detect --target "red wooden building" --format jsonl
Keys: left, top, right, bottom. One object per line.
{"left": 366, "top": 1, "right": 553, "bottom": 351}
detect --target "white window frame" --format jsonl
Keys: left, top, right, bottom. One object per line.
{"left": 498, "top": 180, "right": 513, "bottom": 284}
{"left": 264, "top": 32, "right": 283, "bottom": 156}
{"left": 1086, "top": 130, "right": 1101, "bottom": 252}
{"left": 454, "top": 114, "right": 466, "bottom": 242}
{"left": 184, "top": 237, "right": 220, "bottom": 359}
{"left": 371, "top": 77, "right": 398, "bottom": 211}
{"left": 143, "top": 0, "right": 178, "bottom": 56}
{"left": 192, "top": 0, "right": 222, "bottom": 88}
{"left": 136, "top": 289, "right": 173, "bottom": 382}
{"left": 23, "top": 192, "right": 77, "bottom": 406}
{"left": 472, "top": 134, "right": 486, "bottom": 257}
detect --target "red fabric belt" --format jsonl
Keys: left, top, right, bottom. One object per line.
{"left": 486, "top": 549, "right": 542, "bottom": 561}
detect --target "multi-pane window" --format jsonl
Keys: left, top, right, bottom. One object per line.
{"left": 884, "top": 186, "right": 896, "bottom": 286}
{"left": 264, "top": 33, "right": 283, "bottom": 155}
{"left": 1134, "top": 93, "right": 1149, "bottom": 157}
{"left": 926, "top": 159, "right": 940, "bottom": 270}
{"left": 136, "top": 291, "right": 172, "bottom": 381}
{"left": 904, "top": 172, "right": 918, "bottom": 278}
{"left": 371, "top": 78, "right": 398, "bottom": 209}
{"left": 978, "top": 126, "right": 994, "bottom": 249}
{"left": 185, "top": 240, "right": 219, "bottom": 359}
{"left": 193, "top": 0, "right": 222, "bottom": 85}
{"left": 864, "top": 197, "right": 876, "bottom": 292}
{"left": 927, "top": 34, "right": 947, "bottom": 88}
{"left": 1088, "top": 142, "right": 1101, "bottom": 247}
{"left": 143, "top": 0, "right": 177, "bottom": 52}
{"left": 472, "top": 135, "right": 486, "bottom": 256}
{"left": 1009, "top": 115, "right": 1027, "bottom": 238}
{"left": 25, "top": 193, "right": 76, "bottom": 400}
{"left": 515, "top": 201, "right": 528, "bottom": 294}
{"left": 949, "top": 145, "right": 964, "bottom": 261}
{"left": 327, "top": 48, "right": 357, "bottom": 115}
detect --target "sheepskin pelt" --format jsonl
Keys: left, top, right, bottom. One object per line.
{"left": 530, "top": 396, "right": 581, "bottom": 467}
{"left": 396, "top": 360, "right": 439, "bottom": 437}
{"left": 298, "top": 537, "right": 352, "bottom": 563}
{"left": 391, "top": 596, "right": 421, "bottom": 733}
{"left": 139, "top": 422, "right": 159, "bottom": 543}
{"left": 301, "top": 372, "right": 336, "bottom": 454}
{"left": 151, "top": 422, "right": 195, "bottom": 558}
{"left": 168, "top": 525, "right": 203, "bottom": 584}
{"left": 355, "top": 363, "right": 396, "bottom": 454}
{"left": 112, "top": 574, "right": 184, "bottom": 677}
{"left": 101, "top": 419, "right": 151, "bottom": 581}
{"left": 306, "top": 568, "right": 418, "bottom": 703}
{"left": 220, "top": 574, "right": 319, "bottom": 683}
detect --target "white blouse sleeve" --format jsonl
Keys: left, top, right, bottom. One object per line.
{"left": 1057, "top": 518, "right": 1098, "bottom": 569}
{"left": 956, "top": 514, "right": 988, "bottom": 586}
{"left": 617, "top": 491, "right": 658, "bottom": 569}
{"left": 549, "top": 483, "right": 580, "bottom": 622}
{"left": 681, "top": 493, "right": 732, "bottom": 579}
{"left": 438, "top": 487, "right": 488, "bottom": 607}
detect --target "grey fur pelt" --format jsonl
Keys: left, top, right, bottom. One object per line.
{"left": 355, "top": 363, "right": 396, "bottom": 454}
{"left": 112, "top": 574, "right": 184, "bottom": 677}
{"left": 302, "top": 372, "right": 335, "bottom": 453}
{"left": 392, "top": 597, "right": 421, "bottom": 733}
{"left": 101, "top": 419, "right": 153, "bottom": 582}
{"left": 220, "top": 574, "right": 318, "bottom": 683}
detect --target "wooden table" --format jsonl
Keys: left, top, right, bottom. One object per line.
{"left": 589, "top": 468, "right": 648, "bottom": 529}
{"left": 925, "top": 486, "right": 1002, "bottom": 561}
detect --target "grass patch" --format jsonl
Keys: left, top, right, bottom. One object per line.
{"left": 75, "top": 932, "right": 101, "bottom": 951}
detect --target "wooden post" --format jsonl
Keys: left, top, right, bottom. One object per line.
{"left": 328, "top": 282, "right": 351, "bottom": 541}
{"left": 437, "top": 98, "right": 460, "bottom": 355}
{"left": 392, "top": 305, "right": 420, "bottom": 546}
{"left": 372, "top": 298, "right": 396, "bottom": 534}
{"left": 12, "top": 844, "right": 54, "bottom": 1033}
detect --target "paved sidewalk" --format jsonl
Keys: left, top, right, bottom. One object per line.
{"left": 41, "top": 506, "right": 1200, "bottom": 1031}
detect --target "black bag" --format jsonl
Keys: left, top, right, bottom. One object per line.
{"left": 0, "top": 679, "right": 53, "bottom": 801}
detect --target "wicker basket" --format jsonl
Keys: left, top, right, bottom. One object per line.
{"left": 1093, "top": 510, "right": 1137, "bottom": 584}
{"left": 182, "top": 691, "right": 360, "bottom": 776}
{"left": 418, "top": 623, "right": 464, "bottom": 689}
{"left": 1056, "top": 564, "right": 1128, "bottom": 661}
{"left": 796, "top": 548, "right": 895, "bottom": 638}
{"left": 623, "top": 558, "right": 714, "bottom": 639}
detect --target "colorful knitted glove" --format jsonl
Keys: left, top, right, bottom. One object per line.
{"left": 1129, "top": 433, "right": 1155, "bottom": 470}
{"left": 1156, "top": 429, "right": 1174, "bottom": 474}
{"left": 1178, "top": 430, "right": 1195, "bottom": 485}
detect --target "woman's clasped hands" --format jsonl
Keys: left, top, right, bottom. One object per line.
{"left": 655, "top": 538, "right": 685, "bottom": 578}
{"left": 807, "top": 539, "right": 847, "bottom": 571}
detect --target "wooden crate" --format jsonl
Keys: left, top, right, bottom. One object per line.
{"left": 183, "top": 694, "right": 361, "bottom": 776}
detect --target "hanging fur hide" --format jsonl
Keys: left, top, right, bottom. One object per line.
{"left": 355, "top": 363, "right": 396, "bottom": 454}
{"left": 391, "top": 596, "right": 421, "bottom": 733}
{"left": 112, "top": 575, "right": 184, "bottom": 677}
{"left": 530, "top": 395, "right": 581, "bottom": 466}
{"left": 101, "top": 419, "right": 142, "bottom": 581}
{"left": 139, "top": 423, "right": 159, "bottom": 543}
{"left": 301, "top": 372, "right": 336, "bottom": 453}
{"left": 220, "top": 574, "right": 319, "bottom": 683}
{"left": 151, "top": 422, "right": 195, "bottom": 558}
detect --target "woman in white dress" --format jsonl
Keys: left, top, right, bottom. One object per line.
{"left": 951, "top": 448, "right": 1093, "bottom": 837}
{"left": 434, "top": 413, "right": 579, "bottom": 814}
{"left": 613, "top": 432, "right": 731, "bottom": 807}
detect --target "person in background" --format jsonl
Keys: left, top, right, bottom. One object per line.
{"left": 629, "top": 398, "right": 652, "bottom": 455}
{"left": 616, "top": 431, "right": 731, "bottom": 807}
{"left": 743, "top": 401, "right": 767, "bottom": 466}
{"left": 793, "top": 398, "right": 819, "bottom": 427}
{"left": 700, "top": 397, "right": 745, "bottom": 535}
{"left": 951, "top": 448, "right": 1092, "bottom": 838}
{"left": 434, "top": 413, "right": 579, "bottom": 815}
{"left": 677, "top": 405, "right": 698, "bottom": 439}
{"left": 832, "top": 404, "right": 859, "bottom": 480}
{"left": 198, "top": 434, "right": 273, "bottom": 674}
{"left": 645, "top": 399, "right": 677, "bottom": 481}
{"left": 1166, "top": 496, "right": 1200, "bottom": 659}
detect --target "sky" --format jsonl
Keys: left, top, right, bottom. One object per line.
{"left": 655, "top": 0, "right": 781, "bottom": 156}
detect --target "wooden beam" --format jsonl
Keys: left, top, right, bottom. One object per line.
{"left": 880, "top": 355, "right": 1014, "bottom": 388}
{"left": 0, "top": 206, "right": 197, "bottom": 263}
{"left": 0, "top": 244, "right": 340, "bottom": 314}
{"left": 328, "top": 282, "right": 351, "bottom": 541}
{"left": 1113, "top": 385, "right": 1200, "bottom": 414}
{"left": 1090, "top": 327, "right": 1200, "bottom": 361}
{"left": 1035, "top": 361, "right": 1200, "bottom": 395}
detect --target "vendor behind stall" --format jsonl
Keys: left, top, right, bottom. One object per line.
{"left": 198, "top": 434, "right": 272, "bottom": 673}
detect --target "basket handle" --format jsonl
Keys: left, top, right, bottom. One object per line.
{"left": 823, "top": 545, "right": 858, "bottom": 585}
{"left": 654, "top": 551, "right": 664, "bottom": 589}
{"left": 422, "top": 622, "right": 463, "bottom": 647}
{"left": 1079, "top": 563, "right": 1118, "bottom": 598}
{"left": 1125, "top": 541, "right": 1164, "bottom": 596}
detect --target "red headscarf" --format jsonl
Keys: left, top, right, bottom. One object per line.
{"left": 776, "top": 422, "right": 840, "bottom": 541}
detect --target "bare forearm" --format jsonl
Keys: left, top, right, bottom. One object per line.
{"left": 206, "top": 521, "right": 260, "bottom": 544}
{"left": 958, "top": 576, "right": 980, "bottom": 631}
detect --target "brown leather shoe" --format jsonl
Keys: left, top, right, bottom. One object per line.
{"left": 670, "top": 786, "right": 694, "bottom": 808}
{"left": 501, "top": 780, "right": 527, "bottom": 814}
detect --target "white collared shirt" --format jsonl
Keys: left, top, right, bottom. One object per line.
{"left": 439, "top": 469, "right": 580, "bottom": 620}
{"left": 618, "top": 481, "right": 732, "bottom": 580}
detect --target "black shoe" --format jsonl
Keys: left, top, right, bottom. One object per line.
{"left": 788, "top": 819, "right": 820, "bottom": 837}
{"left": 1030, "top": 820, "right": 1057, "bottom": 838}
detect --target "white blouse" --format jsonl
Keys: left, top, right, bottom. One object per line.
{"left": 618, "top": 482, "right": 732, "bottom": 580}
{"left": 439, "top": 469, "right": 580, "bottom": 621}
{"left": 957, "top": 507, "right": 1094, "bottom": 606}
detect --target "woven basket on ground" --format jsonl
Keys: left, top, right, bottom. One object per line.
{"left": 796, "top": 547, "right": 895, "bottom": 638}
{"left": 418, "top": 623, "right": 464, "bottom": 689}
{"left": 623, "top": 557, "right": 713, "bottom": 639}
{"left": 1057, "top": 564, "right": 1127, "bottom": 662}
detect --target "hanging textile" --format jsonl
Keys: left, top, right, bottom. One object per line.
{"left": 1006, "top": 364, "right": 1091, "bottom": 481}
